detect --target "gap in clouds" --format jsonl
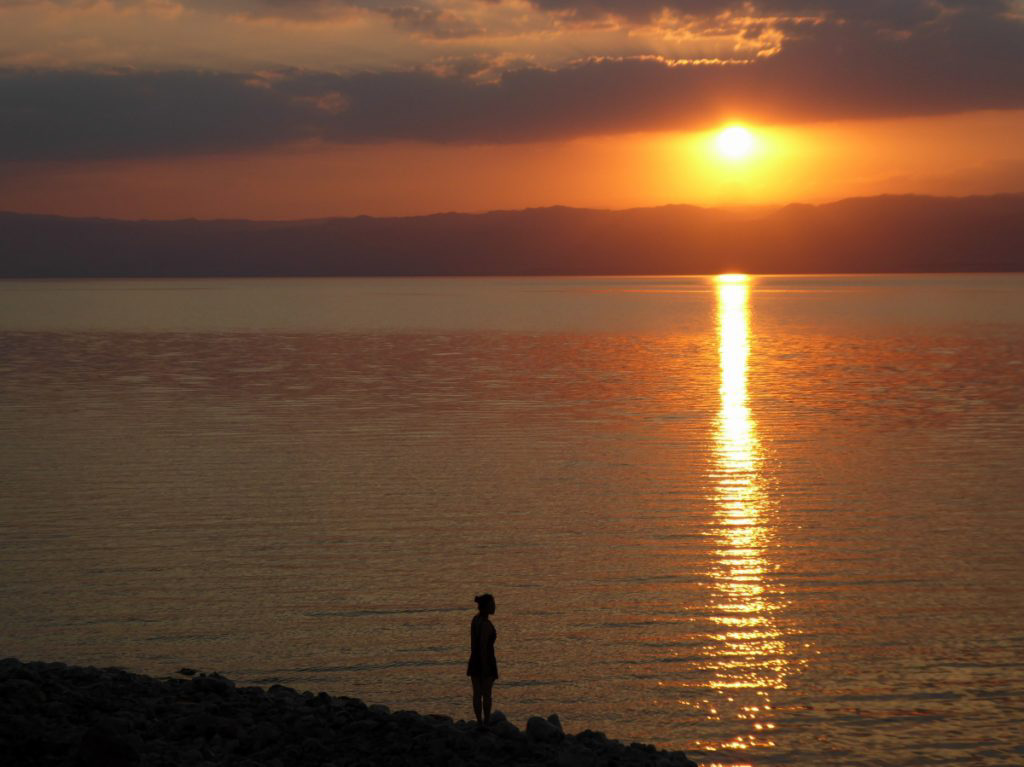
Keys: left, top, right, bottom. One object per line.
{"left": 2, "top": 111, "right": 1022, "bottom": 220}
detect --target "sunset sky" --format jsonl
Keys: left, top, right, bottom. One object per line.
{"left": 2, "top": 0, "right": 1023, "bottom": 219}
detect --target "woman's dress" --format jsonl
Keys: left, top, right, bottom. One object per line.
{"left": 466, "top": 614, "right": 498, "bottom": 679}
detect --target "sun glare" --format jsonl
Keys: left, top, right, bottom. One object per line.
{"left": 715, "top": 125, "right": 756, "bottom": 160}
{"left": 717, "top": 273, "right": 750, "bottom": 284}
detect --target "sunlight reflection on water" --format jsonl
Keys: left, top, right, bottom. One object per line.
{"left": 691, "top": 275, "right": 796, "bottom": 759}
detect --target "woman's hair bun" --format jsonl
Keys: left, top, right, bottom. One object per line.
{"left": 473, "top": 594, "right": 481, "bottom": 605}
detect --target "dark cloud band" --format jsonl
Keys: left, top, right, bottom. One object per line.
{"left": 2, "top": 0, "right": 1016, "bottom": 26}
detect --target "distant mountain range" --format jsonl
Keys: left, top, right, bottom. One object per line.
{"left": 2, "top": 194, "right": 1023, "bottom": 277}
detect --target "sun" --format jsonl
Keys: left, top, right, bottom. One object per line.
{"left": 716, "top": 273, "right": 749, "bottom": 284}
{"left": 715, "top": 125, "right": 756, "bottom": 160}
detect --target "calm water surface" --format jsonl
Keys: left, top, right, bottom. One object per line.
{"left": 2, "top": 275, "right": 1023, "bottom": 766}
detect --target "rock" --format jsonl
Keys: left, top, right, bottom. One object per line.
{"left": 490, "top": 719, "right": 520, "bottom": 739}
{"left": 343, "top": 718, "right": 381, "bottom": 734}
{"left": 578, "top": 729, "right": 614, "bottom": 758}
{"left": 393, "top": 709, "right": 427, "bottom": 729}
{"left": 77, "top": 722, "right": 140, "bottom": 767}
{"left": 177, "top": 668, "right": 198, "bottom": 677}
{"left": 179, "top": 710, "right": 223, "bottom": 737}
{"left": 218, "top": 718, "right": 241, "bottom": 740}
{"left": 248, "top": 720, "right": 280, "bottom": 747}
{"left": 436, "top": 722, "right": 462, "bottom": 743}
{"left": 489, "top": 710, "right": 508, "bottom": 724}
{"left": 14, "top": 665, "right": 41, "bottom": 683}
{"left": 527, "top": 715, "right": 564, "bottom": 743}
{"left": 300, "top": 735, "right": 329, "bottom": 758}
{"left": 557, "top": 744, "right": 597, "bottom": 767}
{"left": 475, "top": 730, "right": 501, "bottom": 753}
{"left": 0, "top": 677, "right": 47, "bottom": 707}
{"left": 192, "top": 674, "right": 234, "bottom": 697}
{"left": 426, "top": 736, "right": 448, "bottom": 766}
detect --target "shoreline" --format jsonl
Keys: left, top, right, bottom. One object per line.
{"left": 1, "top": 658, "right": 700, "bottom": 766}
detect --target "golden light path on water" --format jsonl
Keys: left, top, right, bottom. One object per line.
{"left": 693, "top": 274, "right": 797, "bottom": 761}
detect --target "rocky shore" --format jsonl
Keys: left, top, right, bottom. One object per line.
{"left": 0, "top": 659, "right": 699, "bottom": 766}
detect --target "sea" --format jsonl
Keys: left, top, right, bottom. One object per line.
{"left": 1, "top": 274, "right": 1023, "bottom": 766}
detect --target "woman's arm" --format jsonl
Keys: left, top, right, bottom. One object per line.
{"left": 478, "top": 619, "right": 495, "bottom": 676}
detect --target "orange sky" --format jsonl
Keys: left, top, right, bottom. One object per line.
{"left": 1, "top": 1, "right": 1022, "bottom": 219}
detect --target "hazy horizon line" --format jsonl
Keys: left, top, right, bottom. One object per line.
{"left": 4, "top": 190, "right": 1024, "bottom": 225}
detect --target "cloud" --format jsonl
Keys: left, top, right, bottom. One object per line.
{"left": 382, "top": 5, "right": 485, "bottom": 38}
{"left": 0, "top": 69, "right": 321, "bottom": 160}
{"left": 524, "top": 0, "right": 1014, "bottom": 26}
{"left": 0, "top": 1, "right": 499, "bottom": 45}
{"left": 2, "top": 0, "right": 1017, "bottom": 23}
{"left": 1, "top": 0, "right": 1022, "bottom": 160}
{"left": 0, "top": 0, "right": 481, "bottom": 24}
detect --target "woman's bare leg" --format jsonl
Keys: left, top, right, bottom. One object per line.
{"left": 471, "top": 676, "right": 483, "bottom": 724}
{"left": 481, "top": 677, "right": 494, "bottom": 724}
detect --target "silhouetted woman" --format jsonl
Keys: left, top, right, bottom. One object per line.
{"left": 466, "top": 593, "right": 497, "bottom": 727}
